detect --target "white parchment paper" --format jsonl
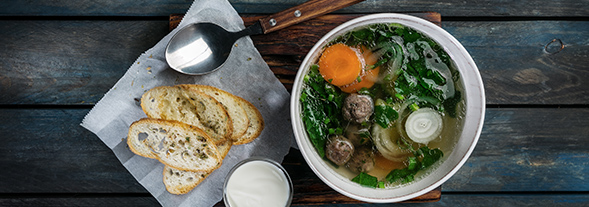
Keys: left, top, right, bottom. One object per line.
{"left": 81, "top": 0, "right": 296, "bottom": 206}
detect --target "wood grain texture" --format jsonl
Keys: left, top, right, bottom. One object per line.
{"left": 0, "top": 108, "right": 587, "bottom": 194}
{"left": 242, "top": 13, "right": 440, "bottom": 56}
{"left": 1, "top": 18, "right": 587, "bottom": 105}
{"left": 0, "top": 0, "right": 587, "bottom": 206}
{"left": 257, "top": 0, "right": 365, "bottom": 34}
{"left": 444, "top": 21, "right": 589, "bottom": 105}
{"left": 0, "top": 196, "right": 158, "bottom": 207}
{"left": 446, "top": 108, "right": 589, "bottom": 192}
{"left": 0, "top": 109, "right": 147, "bottom": 193}
{"left": 1, "top": 194, "right": 589, "bottom": 207}
{"left": 0, "top": 0, "right": 588, "bottom": 17}
{"left": 0, "top": 20, "right": 169, "bottom": 105}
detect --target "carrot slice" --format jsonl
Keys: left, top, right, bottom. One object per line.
{"left": 339, "top": 46, "right": 381, "bottom": 93}
{"left": 318, "top": 43, "right": 362, "bottom": 86}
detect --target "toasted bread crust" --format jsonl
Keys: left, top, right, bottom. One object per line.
{"left": 179, "top": 84, "right": 250, "bottom": 141}
{"left": 141, "top": 86, "right": 233, "bottom": 144}
{"left": 130, "top": 84, "right": 264, "bottom": 194}
{"left": 163, "top": 166, "right": 211, "bottom": 195}
{"left": 127, "top": 118, "right": 222, "bottom": 172}
{"left": 233, "top": 95, "right": 265, "bottom": 145}
{"left": 162, "top": 139, "right": 232, "bottom": 194}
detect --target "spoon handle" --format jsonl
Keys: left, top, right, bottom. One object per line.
{"left": 258, "top": 0, "right": 365, "bottom": 34}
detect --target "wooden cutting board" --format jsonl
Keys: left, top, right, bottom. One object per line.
{"left": 170, "top": 12, "right": 443, "bottom": 205}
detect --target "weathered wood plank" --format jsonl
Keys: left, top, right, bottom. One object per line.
{"left": 446, "top": 108, "right": 589, "bottom": 192}
{"left": 0, "top": 20, "right": 169, "bottom": 105}
{"left": 0, "top": 195, "right": 158, "bottom": 207}
{"left": 0, "top": 109, "right": 147, "bottom": 193}
{"left": 0, "top": 108, "right": 587, "bottom": 194}
{"left": 444, "top": 21, "right": 589, "bottom": 105}
{"left": 1, "top": 194, "right": 588, "bottom": 207}
{"left": 1, "top": 19, "right": 588, "bottom": 105}
{"left": 0, "top": 0, "right": 587, "bottom": 17}
{"left": 232, "top": 0, "right": 589, "bottom": 17}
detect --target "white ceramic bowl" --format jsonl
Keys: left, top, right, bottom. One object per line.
{"left": 290, "top": 13, "right": 485, "bottom": 203}
{"left": 223, "top": 157, "right": 293, "bottom": 206}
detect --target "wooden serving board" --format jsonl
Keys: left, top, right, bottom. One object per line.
{"left": 170, "top": 12, "right": 442, "bottom": 205}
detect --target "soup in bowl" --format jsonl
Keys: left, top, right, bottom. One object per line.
{"left": 290, "top": 13, "right": 485, "bottom": 203}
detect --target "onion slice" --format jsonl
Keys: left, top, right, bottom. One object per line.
{"left": 371, "top": 124, "right": 410, "bottom": 162}
{"left": 405, "top": 108, "right": 443, "bottom": 144}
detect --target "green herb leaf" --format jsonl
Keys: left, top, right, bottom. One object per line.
{"left": 386, "top": 168, "right": 415, "bottom": 184}
{"left": 373, "top": 99, "right": 399, "bottom": 128}
{"left": 385, "top": 146, "right": 444, "bottom": 184}
{"left": 407, "top": 156, "right": 417, "bottom": 170}
{"left": 417, "top": 147, "right": 444, "bottom": 169}
{"left": 300, "top": 65, "right": 345, "bottom": 158}
{"left": 378, "top": 181, "right": 385, "bottom": 189}
{"left": 352, "top": 172, "right": 379, "bottom": 188}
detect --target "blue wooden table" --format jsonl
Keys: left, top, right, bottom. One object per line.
{"left": 1, "top": 0, "right": 588, "bottom": 206}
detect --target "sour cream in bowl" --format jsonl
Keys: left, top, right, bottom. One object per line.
{"left": 223, "top": 158, "right": 293, "bottom": 207}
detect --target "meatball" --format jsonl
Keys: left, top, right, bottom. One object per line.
{"left": 342, "top": 94, "right": 374, "bottom": 123}
{"left": 346, "top": 146, "right": 375, "bottom": 173}
{"left": 344, "top": 124, "right": 371, "bottom": 146}
{"left": 325, "top": 135, "right": 355, "bottom": 166}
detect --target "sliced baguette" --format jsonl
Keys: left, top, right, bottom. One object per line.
{"left": 141, "top": 85, "right": 233, "bottom": 144}
{"left": 162, "top": 140, "right": 232, "bottom": 194}
{"left": 179, "top": 84, "right": 250, "bottom": 142}
{"left": 214, "top": 139, "right": 233, "bottom": 158}
{"left": 127, "top": 118, "right": 222, "bottom": 172}
{"left": 163, "top": 166, "right": 211, "bottom": 195}
{"left": 233, "top": 96, "right": 265, "bottom": 145}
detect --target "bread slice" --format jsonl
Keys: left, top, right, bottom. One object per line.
{"left": 163, "top": 165, "right": 211, "bottom": 195}
{"left": 162, "top": 139, "right": 232, "bottom": 194}
{"left": 127, "top": 118, "right": 222, "bottom": 172}
{"left": 233, "top": 96, "right": 265, "bottom": 145}
{"left": 179, "top": 84, "right": 264, "bottom": 145}
{"left": 214, "top": 139, "right": 233, "bottom": 158}
{"left": 179, "top": 84, "right": 250, "bottom": 142}
{"left": 141, "top": 85, "right": 233, "bottom": 144}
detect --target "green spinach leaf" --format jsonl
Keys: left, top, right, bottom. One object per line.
{"left": 300, "top": 65, "right": 345, "bottom": 157}
{"left": 373, "top": 99, "right": 399, "bottom": 128}
{"left": 385, "top": 146, "right": 444, "bottom": 184}
{"left": 352, "top": 172, "right": 379, "bottom": 188}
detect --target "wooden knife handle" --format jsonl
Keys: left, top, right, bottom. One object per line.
{"left": 259, "top": 0, "right": 365, "bottom": 34}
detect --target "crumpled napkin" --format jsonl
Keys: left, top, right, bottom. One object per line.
{"left": 81, "top": 0, "right": 296, "bottom": 206}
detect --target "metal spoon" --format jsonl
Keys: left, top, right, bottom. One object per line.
{"left": 165, "top": 0, "right": 365, "bottom": 75}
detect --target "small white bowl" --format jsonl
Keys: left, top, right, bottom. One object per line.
{"left": 223, "top": 157, "right": 293, "bottom": 207}
{"left": 290, "top": 13, "right": 485, "bottom": 203}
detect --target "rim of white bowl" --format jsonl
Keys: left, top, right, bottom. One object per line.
{"left": 290, "top": 13, "right": 485, "bottom": 203}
